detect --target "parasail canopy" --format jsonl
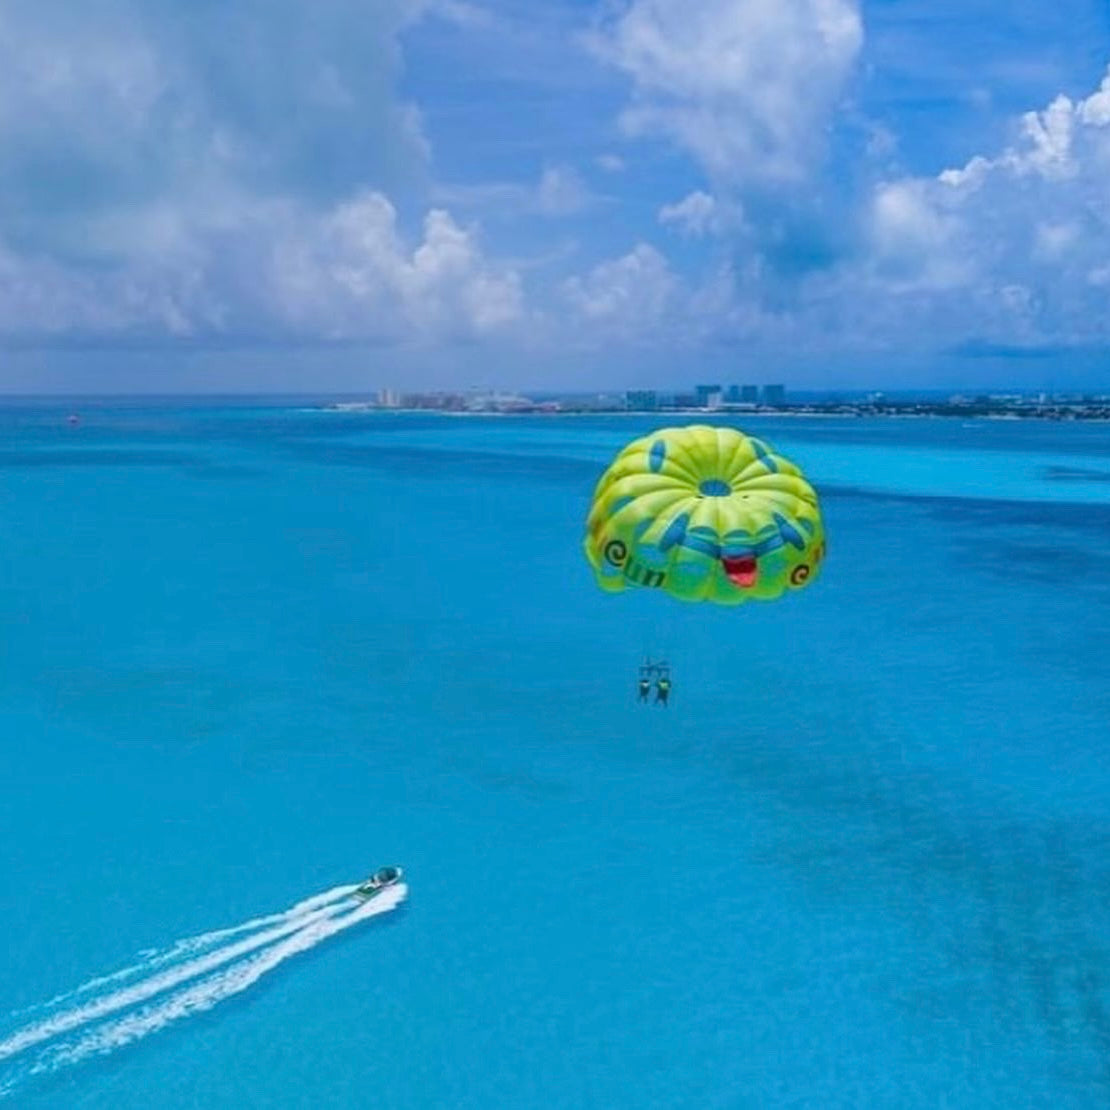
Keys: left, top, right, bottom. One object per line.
{"left": 584, "top": 424, "right": 825, "bottom": 604}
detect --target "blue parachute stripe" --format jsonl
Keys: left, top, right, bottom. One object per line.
{"left": 751, "top": 440, "right": 779, "bottom": 473}
{"left": 658, "top": 512, "right": 690, "bottom": 552}
{"left": 773, "top": 512, "right": 805, "bottom": 550}
{"left": 680, "top": 532, "right": 720, "bottom": 558}
{"left": 753, "top": 534, "right": 785, "bottom": 556}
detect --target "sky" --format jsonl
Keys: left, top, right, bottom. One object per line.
{"left": 1, "top": 0, "right": 1110, "bottom": 393}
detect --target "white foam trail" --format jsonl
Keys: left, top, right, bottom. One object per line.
{"left": 137, "top": 884, "right": 361, "bottom": 959}
{"left": 18, "top": 884, "right": 359, "bottom": 1017}
{"left": 33, "top": 886, "right": 407, "bottom": 1075}
{"left": 0, "top": 896, "right": 359, "bottom": 1060}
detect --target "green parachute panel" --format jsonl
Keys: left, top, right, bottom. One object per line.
{"left": 584, "top": 424, "right": 825, "bottom": 605}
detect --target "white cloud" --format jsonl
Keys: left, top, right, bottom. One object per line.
{"left": 658, "top": 190, "right": 719, "bottom": 236}
{"left": 1080, "top": 73, "right": 1110, "bottom": 126}
{"left": 1033, "top": 222, "right": 1079, "bottom": 260}
{"left": 590, "top": 0, "right": 863, "bottom": 182}
{"left": 546, "top": 64, "right": 1110, "bottom": 361}
{"left": 424, "top": 0, "right": 498, "bottom": 29}
{"left": 864, "top": 122, "right": 897, "bottom": 162}
{"left": 0, "top": 0, "right": 528, "bottom": 344}
{"left": 0, "top": 190, "right": 523, "bottom": 342}
{"left": 4, "top": 0, "right": 1109, "bottom": 375}
{"left": 1088, "top": 264, "right": 1110, "bottom": 288}
{"left": 939, "top": 70, "right": 1110, "bottom": 189}
{"left": 535, "top": 166, "right": 594, "bottom": 216}
{"left": 563, "top": 243, "right": 676, "bottom": 334}
{"left": 432, "top": 165, "right": 599, "bottom": 218}
{"left": 0, "top": 0, "right": 431, "bottom": 226}
{"left": 866, "top": 180, "right": 968, "bottom": 291}
{"left": 841, "top": 64, "right": 1110, "bottom": 344}
{"left": 0, "top": 238, "right": 204, "bottom": 338}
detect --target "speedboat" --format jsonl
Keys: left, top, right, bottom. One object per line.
{"left": 354, "top": 866, "right": 403, "bottom": 901}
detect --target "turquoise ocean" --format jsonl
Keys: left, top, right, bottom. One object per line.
{"left": 1, "top": 401, "right": 1109, "bottom": 1108}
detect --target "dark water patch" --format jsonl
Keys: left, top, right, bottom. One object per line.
{"left": 0, "top": 448, "right": 203, "bottom": 469}
{"left": 287, "top": 412, "right": 475, "bottom": 435}
{"left": 1045, "top": 466, "right": 1110, "bottom": 483}
{"left": 249, "top": 411, "right": 1110, "bottom": 468}
{"left": 41, "top": 666, "right": 243, "bottom": 741}
{"left": 757, "top": 416, "right": 1110, "bottom": 459}
{"left": 4, "top": 405, "right": 1110, "bottom": 461}
{"left": 709, "top": 723, "right": 1110, "bottom": 1099}
{"left": 825, "top": 483, "right": 1110, "bottom": 537}
{"left": 964, "top": 540, "right": 1110, "bottom": 584}
{"left": 872, "top": 486, "right": 1110, "bottom": 588}
{"left": 445, "top": 749, "right": 572, "bottom": 802}
{"left": 281, "top": 440, "right": 601, "bottom": 486}
{"left": 126, "top": 411, "right": 473, "bottom": 451}
{"left": 183, "top": 462, "right": 265, "bottom": 481}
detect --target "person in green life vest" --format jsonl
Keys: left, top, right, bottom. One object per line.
{"left": 655, "top": 674, "right": 671, "bottom": 707}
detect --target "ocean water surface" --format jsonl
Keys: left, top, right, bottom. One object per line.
{"left": 1, "top": 402, "right": 1109, "bottom": 1107}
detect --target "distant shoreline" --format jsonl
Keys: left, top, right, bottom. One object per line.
{"left": 314, "top": 402, "right": 1110, "bottom": 422}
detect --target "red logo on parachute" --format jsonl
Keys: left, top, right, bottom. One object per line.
{"left": 722, "top": 555, "right": 758, "bottom": 588}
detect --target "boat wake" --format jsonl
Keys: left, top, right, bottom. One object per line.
{"left": 0, "top": 881, "right": 406, "bottom": 1098}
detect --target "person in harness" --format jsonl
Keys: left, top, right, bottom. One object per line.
{"left": 654, "top": 673, "right": 671, "bottom": 707}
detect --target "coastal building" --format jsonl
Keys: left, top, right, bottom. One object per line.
{"left": 762, "top": 384, "right": 786, "bottom": 405}
{"left": 463, "top": 390, "right": 537, "bottom": 412}
{"left": 625, "top": 390, "right": 659, "bottom": 411}
{"left": 695, "top": 384, "right": 723, "bottom": 409}
{"left": 377, "top": 388, "right": 401, "bottom": 408}
{"left": 589, "top": 393, "right": 626, "bottom": 411}
{"left": 741, "top": 385, "right": 759, "bottom": 403}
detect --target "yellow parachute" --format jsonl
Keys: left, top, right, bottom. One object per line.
{"left": 584, "top": 425, "right": 825, "bottom": 604}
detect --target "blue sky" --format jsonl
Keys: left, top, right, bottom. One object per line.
{"left": 1, "top": 0, "right": 1109, "bottom": 392}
